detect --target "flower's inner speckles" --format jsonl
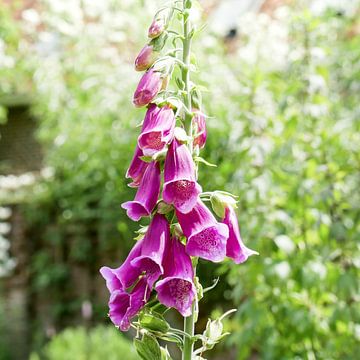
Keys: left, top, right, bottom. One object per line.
{"left": 168, "top": 279, "right": 192, "bottom": 309}
{"left": 174, "top": 180, "right": 195, "bottom": 200}
{"left": 193, "top": 227, "right": 219, "bottom": 252}
{"left": 145, "top": 132, "right": 164, "bottom": 150}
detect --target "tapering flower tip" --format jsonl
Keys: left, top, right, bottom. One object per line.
{"left": 156, "top": 237, "right": 196, "bottom": 317}
{"left": 126, "top": 145, "right": 149, "bottom": 188}
{"left": 222, "top": 206, "right": 258, "bottom": 264}
{"left": 121, "top": 161, "right": 161, "bottom": 221}
{"left": 99, "top": 239, "right": 143, "bottom": 291}
{"left": 135, "top": 44, "right": 158, "bottom": 72}
{"left": 131, "top": 214, "right": 169, "bottom": 287}
{"left": 192, "top": 109, "right": 207, "bottom": 149}
{"left": 138, "top": 104, "right": 175, "bottom": 156}
{"left": 109, "top": 278, "right": 150, "bottom": 331}
{"left": 133, "top": 69, "right": 162, "bottom": 107}
{"left": 176, "top": 200, "right": 229, "bottom": 262}
{"left": 148, "top": 17, "right": 165, "bottom": 39}
{"left": 163, "top": 139, "right": 202, "bottom": 214}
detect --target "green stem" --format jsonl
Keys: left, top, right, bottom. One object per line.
{"left": 181, "top": 2, "right": 196, "bottom": 360}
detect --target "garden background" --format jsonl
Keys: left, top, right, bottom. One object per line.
{"left": 0, "top": 0, "right": 359, "bottom": 359}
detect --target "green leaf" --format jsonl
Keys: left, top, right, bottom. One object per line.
{"left": 134, "top": 333, "right": 162, "bottom": 360}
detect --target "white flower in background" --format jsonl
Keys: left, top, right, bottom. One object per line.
{"left": 274, "top": 235, "right": 296, "bottom": 255}
{"left": 274, "top": 261, "right": 291, "bottom": 279}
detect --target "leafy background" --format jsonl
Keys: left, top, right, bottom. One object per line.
{"left": 0, "top": 0, "right": 359, "bottom": 359}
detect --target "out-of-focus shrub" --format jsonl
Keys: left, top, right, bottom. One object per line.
{"left": 29, "top": 326, "right": 139, "bottom": 360}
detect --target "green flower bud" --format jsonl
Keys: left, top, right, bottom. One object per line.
{"left": 210, "top": 191, "right": 238, "bottom": 218}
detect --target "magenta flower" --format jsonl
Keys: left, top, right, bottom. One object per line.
{"left": 156, "top": 236, "right": 196, "bottom": 317}
{"left": 163, "top": 139, "right": 202, "bottom": 214}
{"left": 135, "top": 44, "right": 158, "bottom": 72}
{"left": 192, "top": 109, "right": 207, "bottom": 149}
{"left": 126, "top": 145, "right": 149, "bottom": 188}
{"left": 138, "top": 104, "right": 175, "bottom": 156}
{"left": 133, "top": 69, "right": 163, "bottom": 107}
{"left": 121, "top": 161, "right": 161, "bottom": 221}
{"left": 222, "top": 206, "right": 258, "bottom": 264}
{"left": 176, "top": 200, "right": 229, "bottom": 262}
{"left": 108, "top": 278, "right": 150, "bottom": 331}
{"left": 148, "top": 18, "right": 165, "bottom": 39}
{"left": 100, "top": 240, "right": 142, "bottom": 292}
{"left": 130, "top": 213, "right": 169, "bottom": 287}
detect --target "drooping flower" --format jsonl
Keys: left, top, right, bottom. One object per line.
{"left": 133, "top": 69, "right": 163, "bottom": 107}
{"left": 192, "top": 109, "right": 207, "bottom": 149}
{"left": 108, "top": 278, "right": 150, "bottom": 331}
{"left": 130, "top": 213, "right": 169, "bottom": 287}
{"left": 126, "top": 145, "right": 149, "bottom": 188}
{"left": 122, "top": 161, "right": 161, "bottom": 221}
{"left": 222, "top": 206, "right": 258, "bottom": 264}
{"left": 156, "top": 236, "right": 196, "bottom": 317}
{"left": 176, "top": 200, "right": 229, "bottom": 262}
{"left": 135, "top": 44, "right": 158, "bottom": 72}
{"left": 138, "top": 104, "right": 175, "bottom": 156}
{"left": 163, "top": 139, "right": 202, "bottom": 214}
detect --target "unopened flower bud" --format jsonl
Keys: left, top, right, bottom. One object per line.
{"left": 138, "top": 312, "right": 170, "bottom": 333}
{"left": 148, "top": 17, "right": 166, "bottom": 39}
{"left": 133, "top": 69, "right": 163, "bottom": 107}
{"left": 210, "top": 191, "right": 237, "bottom": 218}
{"left": 192, "top": 109, "right": 207, "bottom": 149}
{"left": 135, "top": 44, "right": 158, "bottom": 72}
{"left": 205, "top": 319, "right": 223, "bottom": 341}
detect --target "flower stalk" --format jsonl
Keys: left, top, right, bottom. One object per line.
{"left": 99, "top": 0, "right": 258, "bottom": 358}
{"left": 181, "top": 1, "right": 196, "bottom": 359}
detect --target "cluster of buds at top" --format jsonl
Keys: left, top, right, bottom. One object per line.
{"left": 100, "top": 1, "right": 257, "bottom": 334}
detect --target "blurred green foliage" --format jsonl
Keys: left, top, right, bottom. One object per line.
{"left": 1, "top": 0, "right": 359, "bottom": 359}
{"left": 30, "top": 326, "right": 139, "bottom": 360}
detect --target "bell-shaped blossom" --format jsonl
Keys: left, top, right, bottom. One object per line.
{"left": 156, "top": 237, "right": 196, "bottom": 317}
{"left": 126, "top": 145, "right": 149, "bottom": 188}
{"left": 176, "top": 200, "right": 229, "bottom": 262}
{"left": 148, "top": 17, "right": 165, "bottom": 39}
{"left": 222, "top": 206, "right": 258, "bottom": 264}
{"left": 192, "top": 109, "right": 207, "bottom": 149}
{"left": 122, "top": 161, "right": 160, "bottom": 221}
{"left": 163, "top": 140, "right": 202, "bottom": 214}
{"left": 130, "top": 213, "right": 169, "bottom": 287}
{"left": 133, "top": 69, "right": 163, "bottom": 107}
{"left": 135, "top": 44, "right": 158, "bottom": 72}
{"left": 100, "top": 240, "right": 143, "bottom": 292}
{"left": 138, "top": 104, "right": 175, "bottom": 156}
{"left": 108, "top": 278, "right": 150, "bottom": 331}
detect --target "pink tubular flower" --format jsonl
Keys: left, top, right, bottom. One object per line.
{"left": 126, "top": 145, "right": 149, "bottom": 188}
{"left": 148, "top": 17, "right": 165, "bottom": 39}
{"left": 108, "top": 278, "right": 150, "bottom": 331}
{"left": 155, "top": 236, "right": 196, "bottom": 317}
{"left": 133, "top": 69, "right": 163, "bottom": 107}
{"left": 163, "top": 139, "right": 202, "bottom": 214}
{"left": 222, "top": 206, "right": 258, "bottom": 264}
{"left": 100, "top": 239, "right": 142, "bottom": 291}
{"left": 192, "top": 109, "right": 207, "bottom": 149}
{"left": 135, "top": 44, "right": 158, "bottom": 72}
{"left": 130, "top": 213, "right": 169, "bottom": 287}
{"left": 176, "top": 200, "right": 229, "bottom": 262}
{"left": 121, "top": 161, "right": 161, "bottom": 221}
{"left": 138, "top": 104, "right": 175, "bottom": 156}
